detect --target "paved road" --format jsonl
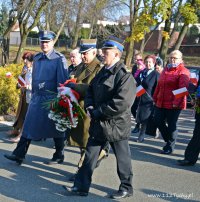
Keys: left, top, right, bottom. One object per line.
{"left": 0, "top": 109, "right": 199, "bottom": 202}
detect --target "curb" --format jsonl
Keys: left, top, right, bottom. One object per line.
{"left": 0, "top": 122, "right": 13, "bottom": 132}
{"left": 0, "top": 126, "right": 12, "bottom": 132}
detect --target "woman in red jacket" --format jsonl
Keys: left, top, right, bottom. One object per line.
{"left": 153, "top": 50, "right": 190, "bottom": 154}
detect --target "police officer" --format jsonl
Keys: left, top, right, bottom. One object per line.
{"left": 65, "top": 37, "right": 136, "bottom": 199}
{"left": 4, "top": 30, "right": 69, "bottom": 164}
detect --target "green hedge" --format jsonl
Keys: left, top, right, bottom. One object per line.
{"left": 0, "top": 64, "right": 23, "bottom": 114}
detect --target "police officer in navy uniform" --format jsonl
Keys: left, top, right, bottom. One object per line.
{"left": 4, "top": 30, "right": 69, "bottom": 164}
{"left": 65, "top": 37, "right": 136, "bottom": 199}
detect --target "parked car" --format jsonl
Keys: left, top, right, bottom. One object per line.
{"left": 186, "top": 66, "right": 200, "bottom": 107}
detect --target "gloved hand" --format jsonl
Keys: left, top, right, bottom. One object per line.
{"left": 65, "top": 82, "right": 76, "bottom": 89}
{"left": 87, "top": 108, "right": 104, "bottom": 120}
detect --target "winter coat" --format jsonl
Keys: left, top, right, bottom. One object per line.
{"left": 85, "top": 62, "right": 136, "bottom": 142}
{"left": 136, "top": 69, "right": 160, "bottom": 124}
{"left": 153, "top": 63, "right": 190, "bottom": 110}
{"left": 22, "top": 49, "right": 68, "bottom": 140}
{"left": 67, "top": 58, "right": 102, "bottom": 148}
{"left": 13, "top": 66, "right": 28, "bottom": 130}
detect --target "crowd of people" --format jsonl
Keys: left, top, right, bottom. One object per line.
{"left": 3, "top": 30, "right": 200, "bottom": 199}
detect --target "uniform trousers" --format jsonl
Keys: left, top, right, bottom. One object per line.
{"left": 154, "top": 107, "right": 181, "bottom": 142}
{"left": 13, "top": 136, "right": 65, "bottom": 159}
{"left": 184, "top": 113, "right": 200, "bottom": 164}
{"left": 74, "top": 137, "right": 133, "bottom": 193}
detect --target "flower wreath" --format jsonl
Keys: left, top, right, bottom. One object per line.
{"left": 46, "top": 78, "right": 85, "bottom": 132}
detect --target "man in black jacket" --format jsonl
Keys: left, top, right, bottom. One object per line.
{"left": 177, "top": 71, "right": 200, "bottom": 166}
{"left": 64, "top": 37, "right": 136, "bottom": 199}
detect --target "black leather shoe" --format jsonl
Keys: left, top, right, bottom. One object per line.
{"left": 4, "top": 154, "right": 23, "bottom": 165}
{"left": 110, "top": 190, "right": 133, "bottom": 199}
{"left": 161, "top": 148, "right": 173, "bottom": 155}
{"left": 161, "top": 143, "right": 173, "bottom": 154}
{"left": 45, "top": 157, "right": 64, "bottom": 165}
{"left": 177, "top": 159, "right": 195, "bottom": 166}
{"left": 162, "top": 142, "right": 170, "bottom": 151}
{"left": 62, "top": 185, "right": 88, "bottom": 196}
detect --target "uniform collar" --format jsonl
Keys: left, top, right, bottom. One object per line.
{"left": 104, "top": 61, "right": 125, "bottom": 75}
{"left": 45, "top": 49, "right": 54, "bottom": 59}
{"left": 39, "top": 49, "right": 54, "bottom": 59}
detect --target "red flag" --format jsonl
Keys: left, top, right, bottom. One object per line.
{"left": 136, "top": 85, "right": 146, "bottom": 97}
{"left": 18, "top": 76, "right": 26, "bottom": 86}
{"left": 172, "top": 87, "right": 188, "bottom": 99}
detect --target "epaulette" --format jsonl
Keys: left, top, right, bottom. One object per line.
{"left": 33, "top": 52, "right": 42, "bottom": 60}
{"left": 54, "top": 50, "right": 65, "bottom": 58}
{"left": 34, "top": 52, "right": 42, "bottom": 58}
{"left": 54, "top": 50, "right": 68, "bottom": 69}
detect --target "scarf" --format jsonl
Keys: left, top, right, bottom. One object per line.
{"left": 167, "top": 63, "right": 181, "bottom": 68}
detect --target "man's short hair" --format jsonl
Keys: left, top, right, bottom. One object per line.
{"left": 70, "top": 48, "right": 81, "bottom": 58}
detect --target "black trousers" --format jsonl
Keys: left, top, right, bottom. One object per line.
{"left": 131, "top": 97, "right": 139, "bottom": 118}
{"left": 13, "top": 136, "right": 65, "bottom": 159}
{"left": 154, "top": 107, "right": 181, "bottom": 142}
{"left": 74, "top": 137, "right": 133, "bottom": 193}
{"left": 184, "top": 113, "right": 200, "bottom": 163}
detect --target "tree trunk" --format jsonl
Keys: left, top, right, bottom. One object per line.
{"left": 14, "top": 34, "right": 27, "bottom": 64}
{"left": 173, "top": 0, "right": 196, "bottom": 50}
{"left": 88, "top": 17, "right": 96, "bottom": 39}
{"left": 159, "top": 19, "right": 171, "bottom": 64}
{"left": 170, "top": 0, "right": 183, "bottom": 38}
{"left": 2, "top": 11, "right": 18, "bottom": 65}
{"left": 71, "top": 0, "right": 83, "bottom": 49}
{"left": 54, "top": 2, "right": 68, "bottom": 44}
{"left": 124, "top": 40, "right": 134, "bottom": 69}
{"left": 174, "top": 25, "right": 188, "bottom": 50}
{"left": 124, "top": 0, "right": 134, "bottom": 69}
{"left": 2, "top": 38, "right": 10, "bottom": 65}
{"left": 139, "top": 37, "right": 145, "bottom": 54}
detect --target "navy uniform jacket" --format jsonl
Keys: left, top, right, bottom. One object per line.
{"left": 22, "top": 49, "right": 68, "bottom": 140}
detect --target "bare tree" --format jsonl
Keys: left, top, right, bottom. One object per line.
{"left": 71, "top": 0, "right": 84, "bottom": 49}
{"left": 14, "top": 0, "right": 50, "bottom": 63}
{"left": 124, "top": 0, "right": 142, "bottom": 68}
{"left": 1, "top": 0, "right": 23, "bottom": 65}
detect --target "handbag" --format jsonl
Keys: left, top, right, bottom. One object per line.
{"left": 145, "top": 106, "right": 157, "bottom": 136}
